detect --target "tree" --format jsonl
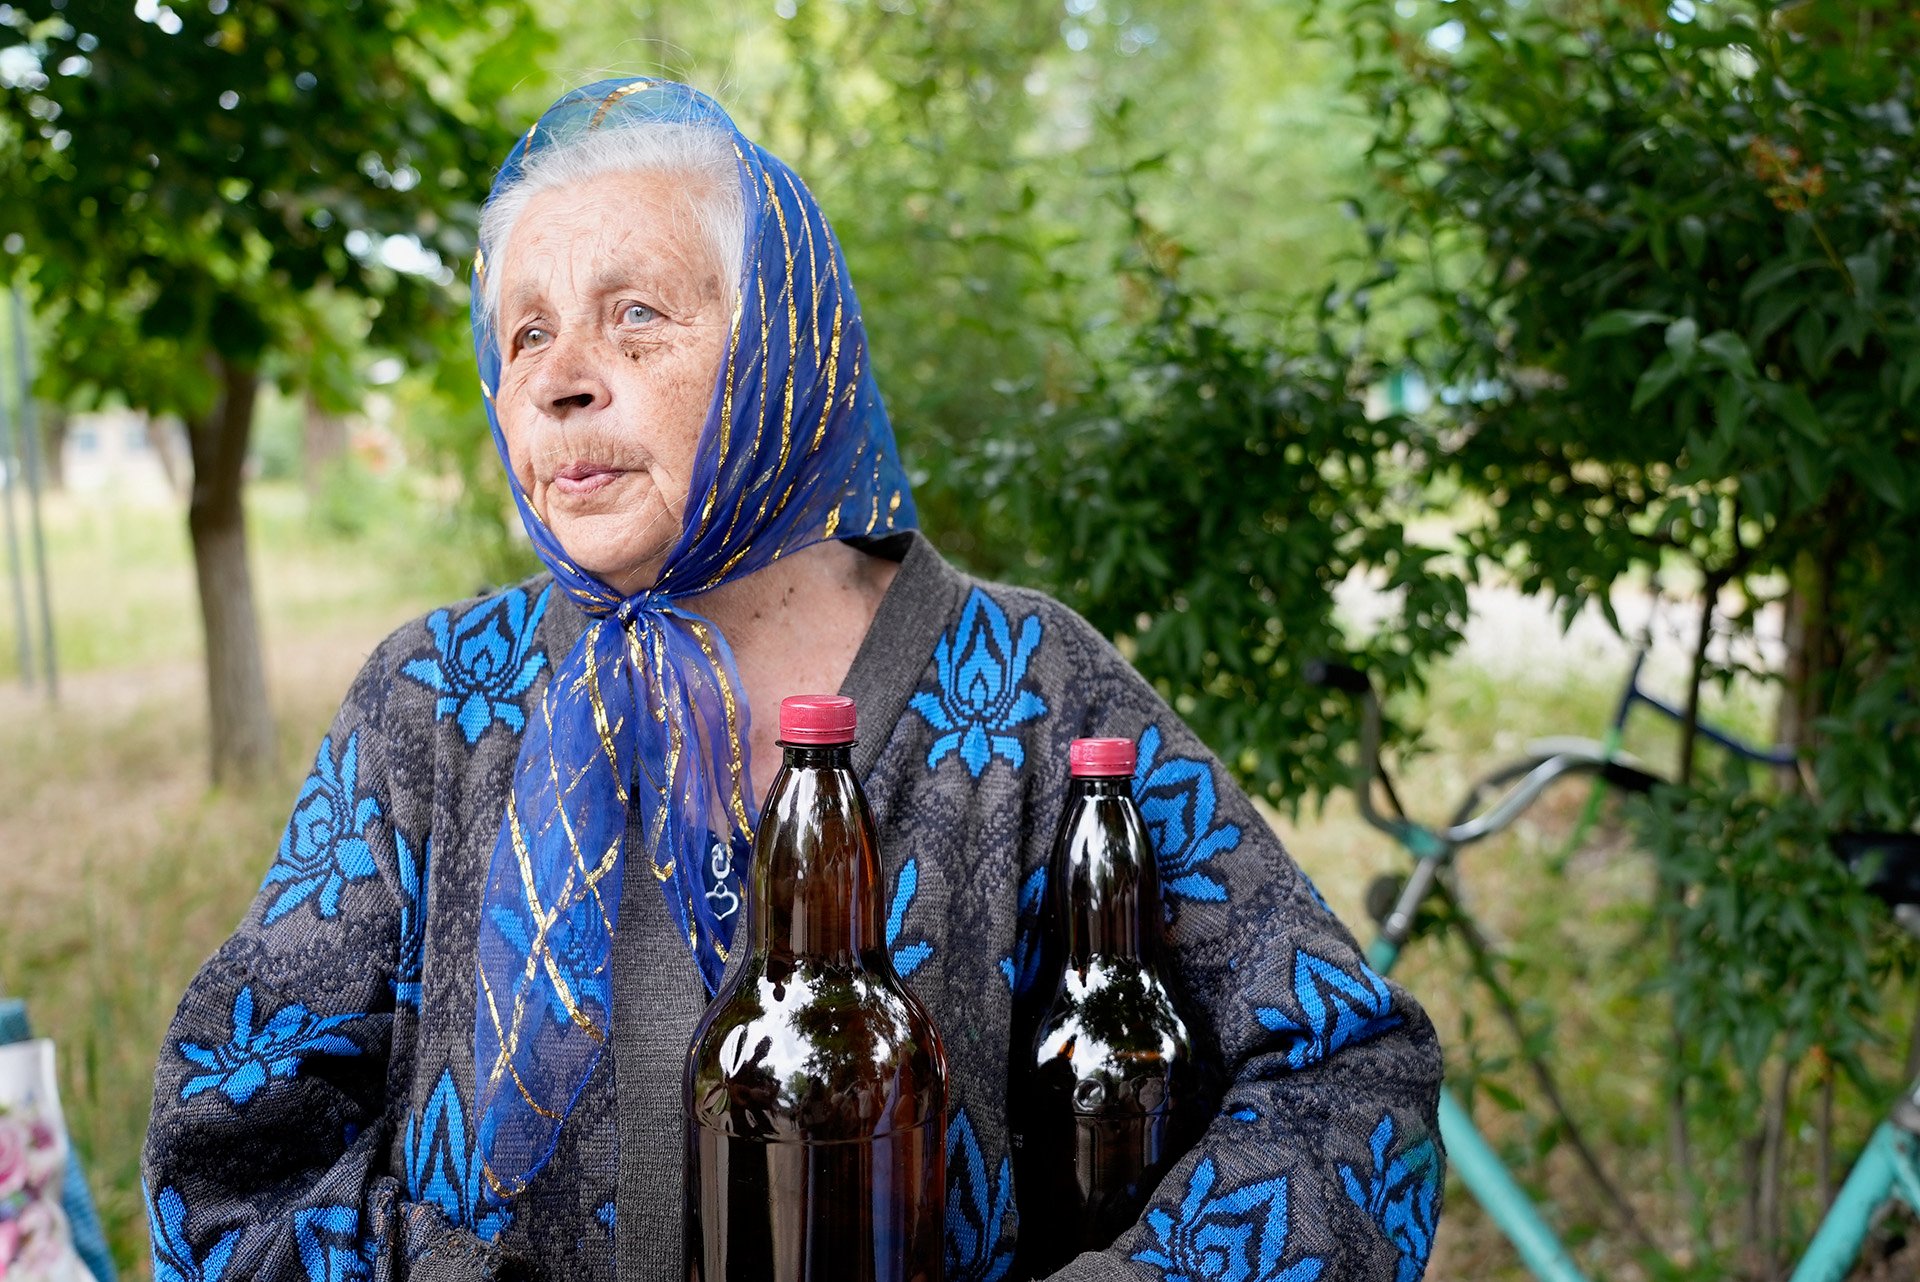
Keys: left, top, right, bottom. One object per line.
{"left": 0, "top": 0, "right": 538, "bottom": 780}
{"left": 1331, "top": 0, "right": 1920, "bottom": 1271}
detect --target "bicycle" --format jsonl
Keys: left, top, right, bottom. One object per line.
{"left": 1304, "top": 657, "right": 1920, "bottom": 1282}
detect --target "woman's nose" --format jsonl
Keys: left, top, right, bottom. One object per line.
{"left": 531, "top": 337, "right": 612, "bottom": 416}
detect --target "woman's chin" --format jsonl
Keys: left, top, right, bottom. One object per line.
{"left": 549, "top": 513, "right": 672, "bottom": 594}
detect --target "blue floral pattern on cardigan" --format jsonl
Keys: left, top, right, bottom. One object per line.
{"left": 401, "top": 585, "right": 551, "bottom": 745}
{"left": 405, "top": 1068, "right": 510, "bottom": 1241}
{"left": 999, "top": 864, "right": 1049, "bottom": 995}
{"left": 1340, "top": 1114, "right": 1441, "bottom": 1282}
{"left": 393, "top": 829, "right": 428, "bottom": 1011}
{"left": 292, "top": 1204, "right": 371, "bottom": 1282}
{"left": 1254, "top": 949, "right": 1402, "bottom": 1072}
{"left": 176, "top": 987, "right": 362, "bottom": 1107}
{"left": 886, "top": 857, "right": 933, "bottom": 978}
{"left": 944, "top": 1109, "right": 1014, "bottom": 1282}
{"left": 911, "top": 589, "right": 1048, "bottom": 777}
{"left": 147, "top": 1182, "right": 239, "bottom": 1282}
{"left": 1133, "top": 725, "right": 1240, "bottom": 904}
{"left": 262, "top": 732, "right": 383, "bottom": 924}
{"left": 1132, "top": 1156, "right": 1324, "bottom": 1282}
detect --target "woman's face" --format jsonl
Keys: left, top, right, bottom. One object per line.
{"left": 492, "top": 170, "right": 734, "bottom": 595}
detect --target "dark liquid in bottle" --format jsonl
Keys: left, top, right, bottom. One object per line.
{"left": 691, "top": 1122, "right": 941, "bottom": 1281}
{"left": 1011, "top": 748, "right": 1195, "bottom": 1275}
{"left": 686, "top": 700, "right": 947, "bottom": 1282}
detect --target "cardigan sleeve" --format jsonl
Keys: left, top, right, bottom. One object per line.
{"left": 140, "top": 639, "right": 515, "bottom": 1282}
{"left": 1037, "top": 610, "right": 1446, "bottom": 1282}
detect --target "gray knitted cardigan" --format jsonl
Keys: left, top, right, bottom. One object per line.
{"left": 143, "top": 532, "right": 1444, "bottom": 1282}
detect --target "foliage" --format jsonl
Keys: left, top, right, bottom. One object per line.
{"left": 0, "top": 0, "right": 539, "bottom": 414}
{"left": 1636, "top": 768, "right": 1900, "bottom": 1094}
{"left": 1334, "top": 0, "right": 1919, "bottom": 754}
{"left": 980, "top": 175, "right": 1469, "bottom": 808}
{"left": 1330, "top": 0, "right": 1920, "bottom": 1270}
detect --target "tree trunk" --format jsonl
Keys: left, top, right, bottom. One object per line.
{"left": 38, "top": 405, "right": 67, "bottom": 491}
{"left": 184, "top": 352, "right": 274, "bottom": 785}
{"left": 147, "top": 414, "right": 191, "bottom": 499}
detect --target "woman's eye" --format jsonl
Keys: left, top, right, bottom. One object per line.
{"left": 621, "top": 303, "right": 660, "bottom": 325}
{"left": 517, "top": 326, "right": 551, "bottom": 352}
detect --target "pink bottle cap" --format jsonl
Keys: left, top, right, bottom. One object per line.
{"left": 1070, "top": 737, "right": 1137, "bottom": 778}
{"left": 779, "top": 695, "right": 857, "bottom": 745}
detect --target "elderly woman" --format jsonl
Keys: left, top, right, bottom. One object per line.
{"left": 143, "top": 80, "right": 1443, "bottom": 1282}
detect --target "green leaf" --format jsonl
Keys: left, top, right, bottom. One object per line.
{"left": 1631, "top": 354, "right": 1684, "bottom": 412}
{"left": 1773, "top": 384, "right": 1827, "bottom": 444}
{"left": 1740, "top": 256, "right": 1822, "bottom": 302}
{"left": 1665, "top": 317, "right": 1699, "bottom": 358}
{"left": 1678, "top": 215, "right": 1706, "bottom": 267}
{"left": 1583, "top": 309, "right": 1671, "bottom": 340}
{"left": 1699, "top": 330, "right": 1756, "bottom": 380}
{"left": 1851, "top": 451, "right": 1908, "bottom": 511}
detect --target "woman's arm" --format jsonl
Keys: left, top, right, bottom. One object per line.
{"left": 142, "top": 644, "right": 512, "bottom": 1282}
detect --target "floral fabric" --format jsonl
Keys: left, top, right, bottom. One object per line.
{"left": 143, "top": 536, "right": 1444, "bottom": 1281}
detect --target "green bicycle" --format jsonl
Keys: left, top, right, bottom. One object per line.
{"left": 1306, "top": 657, "right": 1920, "bottom": 1282}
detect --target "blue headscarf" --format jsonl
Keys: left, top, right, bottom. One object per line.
{"left": 469, "top": 78, "right": 916, "bottom": 1202}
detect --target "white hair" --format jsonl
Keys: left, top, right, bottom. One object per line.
{"left": 477, "top": 122, "right": 745, "bottom": 340}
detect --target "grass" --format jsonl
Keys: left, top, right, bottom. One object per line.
{"left": 0, "top": 479, "right": 474, "bottom": 1277}
{"left": 2, "top": 478, "right": 1914, "bottom": 1280}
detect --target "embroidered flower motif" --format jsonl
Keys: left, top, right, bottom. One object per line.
{"left": 887, "top": 858, "right": 933, "bottom": 978}
{"left": 402, "top": 585, "right": 551, "bottom": 745}
{"left": 393, "top": 830, "right": 428, "bottom": 1011}
{"left": 147, "top": 1182, "right": 240, "bottom": 1282}
{"left": 1253, "top": 949, "right": 1401, "bottom": 1071}
{"left": 263, "top": 732, "right": 383, "bottom": 924}
{"left": 292, "top": 1205, "right": 372, "bottom": 1282}
{"left": 404, "top": 1069, "right": 510, "bottom": 1242}
{"left": 999, "top": 864, "right": 1049, "bottom": 995}
{"left": 486, "top": 904, "right": 611, "bottom": 1029}
{"left": 910, "top": 589, "right": 1049, "bottom": 777}
{"left": 1134, "top": 725, "right": 1240, "bottom": 904}
{"left": 1132, "top": 1156, "right": 1324, "bottom": 1282}
{"left": 177, "top": 987, "right": 363, "bottom": 1107}
{"left": 944, "top": 1110, "right": 1014, "bottom": 1282}
{"left": 1339, "top": 1113, "right": 1441, "bottom": 1282}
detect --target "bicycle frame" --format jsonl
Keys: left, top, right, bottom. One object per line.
{"left": 1608, "top": 639, "right": 1796, "bottom": 768}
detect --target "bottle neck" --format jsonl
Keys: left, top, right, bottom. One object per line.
{"left": 747, "top": 741, "right": 885, "bottom": 970}
{"left": 1055, "top": 775, "right": 1159, "bottom": 967}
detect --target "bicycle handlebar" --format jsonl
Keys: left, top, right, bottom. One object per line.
{"left": 1307, "top": 657, "right": 1653, "bottom": 854}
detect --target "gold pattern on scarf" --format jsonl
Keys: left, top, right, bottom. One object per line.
{"left": 587, "top": 79, "right": 652, "bottom": 131}
{"left": 707, "top": 175, "right": 783, "bottom": 578}
{"left": 581, "top": 622, "right": 631, "bottom": 806}
{"left": 692, "top": 142, "right": 754, "bottom": 548}
{"left": 540, "top": 690, "right": 621, "bottom": 950}
{"left": 683, "top": 615, "right": 754, "bottom": 836}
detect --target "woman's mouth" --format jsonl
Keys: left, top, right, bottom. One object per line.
{"left": 552, "top": 461, "right": 626, "bottom": 497}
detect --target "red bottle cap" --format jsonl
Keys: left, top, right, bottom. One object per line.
{"left": 1070, "top": 737, "right": 1136, "bottom": 778}
{"left": 779, "top": 695, "right": 858, "bottom": 745}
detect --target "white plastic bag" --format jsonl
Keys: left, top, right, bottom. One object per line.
{"left": 0, "top": 1039, "right": 90, "bottom": 1282}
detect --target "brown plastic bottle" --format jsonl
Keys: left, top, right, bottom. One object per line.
{"left": 1009, "top": 737, "right": 1195, "bottom": 1276}
{"left": 684, "top": 695, "right": 948, "bottom": 1282}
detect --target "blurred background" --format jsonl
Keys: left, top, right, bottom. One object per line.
{"left": 1, "top": 1, "right": 1916, "bottom": 1277}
